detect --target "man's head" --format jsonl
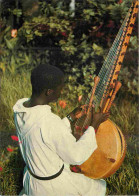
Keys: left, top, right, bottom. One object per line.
{"left": 31, "top": 64, "right": 65, "bottom": 103}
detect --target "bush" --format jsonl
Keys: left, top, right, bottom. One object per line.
{"left": 0, "top": 0, "right": 138, "bottom": 98}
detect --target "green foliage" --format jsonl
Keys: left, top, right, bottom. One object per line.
{"left": 0, "top": 148, "right": 25, "bottom": 195}
{"left": 0, "top": 0, "right": 137, "bottom": 97}
{"left": 107, "top": 0, "right": 132, "bottom": 22}
{"left": 119, "top": 49, "right": 138, "bottom": 96}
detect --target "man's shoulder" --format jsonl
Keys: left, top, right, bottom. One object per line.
{"left": 48, "top": 111, "right": 61, "bottom": 121}
{"left": 39, "top": 111, "right": 62, "bottom": 126}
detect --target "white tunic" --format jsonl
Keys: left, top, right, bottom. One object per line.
{"left": 13, "top": 98, "right": 106, "bottom": 196}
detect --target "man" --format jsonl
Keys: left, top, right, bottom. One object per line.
{"left": 13, "top": 64, "right": 109, "bottom": 195}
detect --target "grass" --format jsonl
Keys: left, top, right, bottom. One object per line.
{"left": 0, "top": 71, "right": 138, "bottom": 195}
{"left": 0, "top": 70, "right": 31, "bottom": 130}
{"left": 0, "top": 148, "right": 25, "bottom": 195}
{"left": 106, "top": 135, "right": 138, "bottom": 195}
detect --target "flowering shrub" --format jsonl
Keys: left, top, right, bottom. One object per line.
{"left": 0, "top": 0, "right": 137, "bottom": 100}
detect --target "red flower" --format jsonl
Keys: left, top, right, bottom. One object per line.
{"left": 7, "top": 148, "right": 14, "bottom": 152}
{"left": 107, "top": 20, "right": 115, "bottom": 28}
{"left": 59, "top": 100, "right": 67, "bottom": 109}
{"left": 11, "top": 135, "right": 19, "bottom": 141}
{"left": 118, "top": 0, "right": 122, "bottom": 4}
{"left": 78, "top": 95, "right": 82, "bottom": 102}
{"left": 11, "top": 29, "right": 17, "bottom": 38}
{"left": 0, "top": 167, "right": 3, "bottom": 171}
{"left": 61, "top": 32, "right": 67, "bottom": 37}
{"left": 106, "top": 37, "right": 111, "bottom": 43}
{"left": 96, "top": 32, "right": 104, "bottom": 38}
{"left": 84, "top": 126, "right": 89, "bottom": 130}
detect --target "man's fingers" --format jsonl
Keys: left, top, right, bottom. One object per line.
{"left": 99, "top": 106, "right": 103, "bottom": 113}
{"left": 101, "top": 112, "right": 110, "bottom": 121}
{"left": 103, "top": 111, "right": 110, "bottom": 116}
{"left": 102, "top": 114, "right": 109, "bottom": 119}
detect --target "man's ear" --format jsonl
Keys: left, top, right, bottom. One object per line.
{"left": 45, "top": 89, "right": 54, "bottom": 96}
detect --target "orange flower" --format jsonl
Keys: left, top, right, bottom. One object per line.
{"left": 7, "top": 148, "right": 14, "bottom": 152}
{"left": 11, "top": 29, "right": 17, "bottom": 38}
{"left": 59, "top": 100, "right": 67, "bottom": 109}
{"left": 78, "top": 95, "right": 82, "bottom": 102}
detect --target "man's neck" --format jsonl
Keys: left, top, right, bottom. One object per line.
{"left": 23, "top": 95, "right": 49, "bottom": 108}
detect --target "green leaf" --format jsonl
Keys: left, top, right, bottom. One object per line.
{"left": 4, "top": 37, "right": 14, "bottom": 50}
{"left": 26, "top": 30, "right": 31, "bottom": 35}
{"left": 92, "top": 43, "right": 104, "bottom": 55}
{"left": 129, "top": 36, "right": 138, "bottom": 49}
{"left": 34, "top": 30, "right": 42, "bottom": 36}
{"left": 132, "top": 79, "right": 137, "bottom": 86}
{"left": 13, "top": 9, "right": 22, "bottom": 17}
{"left": 0, "top": 62, "right": 6, "bottom": 73}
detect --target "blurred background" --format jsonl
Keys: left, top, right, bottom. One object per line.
{"left": 0, "top": 0, "right": 138, "bottom": 195}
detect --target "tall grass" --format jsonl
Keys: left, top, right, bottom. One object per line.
{"left": 0, "top": 148, "right": 25, "bottom": 195}
{"left": 106, "top": 94, "right": 139, "bottom": 195}
{"left": 0, "top": 71, "right": 138, "bottom": 195}
{"left": 0, "top": 71, "right": 31, "bottom": 130}
{"left": 110, "top": 96, "right": 138, "bottom": 135}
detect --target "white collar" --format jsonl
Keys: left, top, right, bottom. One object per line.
{"left": 13, "top": 98, "right": 51, "bottom": 113}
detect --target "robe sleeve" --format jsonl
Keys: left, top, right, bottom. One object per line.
{"left": 61, "top": 117, "right": 72, "bottom": 133}
{"left": 51, "top": 115, "right": 97, "bottom": 165}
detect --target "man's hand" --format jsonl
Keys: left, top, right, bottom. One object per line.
{"left": 91, "top": 107, "right": 110, "bottom": 130}
{"left": 68, "top": 105, "right": 110, "bottom": 130}
{"left": 67, "top": 105, "right": 88, "bottom": 122}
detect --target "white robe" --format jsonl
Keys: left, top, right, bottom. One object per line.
{"left": 13, "top": 98, "right": 106, "bottom": 196}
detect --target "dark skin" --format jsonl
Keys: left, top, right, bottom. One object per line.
{"left": 23, "top": 82, "right": 64, "bottom": 108}
{"left": 70, "top": 105, "right": 110, "bottom": 130}
{"left": 23, "top": 82, "right": 110, "bottom": 130}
